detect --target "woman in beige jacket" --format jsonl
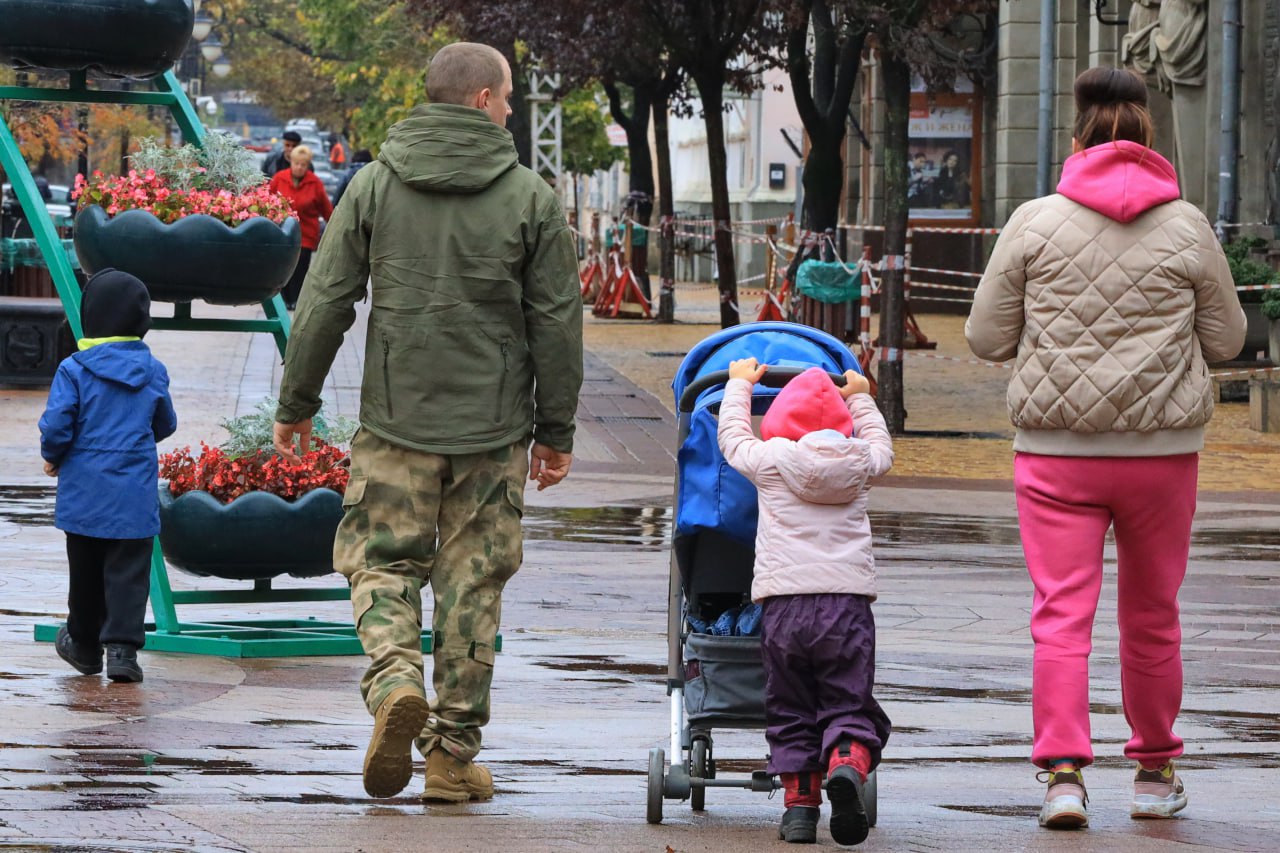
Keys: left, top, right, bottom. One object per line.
{"left": 965, "top": 66, "right": 1245, "bottom": 831}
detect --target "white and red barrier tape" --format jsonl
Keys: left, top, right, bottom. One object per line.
{"left": 1209, "top": 366, "right": 1280, "bottom": 380}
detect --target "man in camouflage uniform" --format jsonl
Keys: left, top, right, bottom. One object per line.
{"left": 273, "top": 42, "right": 583, "bottom": 801}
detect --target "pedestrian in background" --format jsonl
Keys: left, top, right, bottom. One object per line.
{"left": 269, "top": 144, "right": 332, "bottom": 310}
{"left": 966, "top": 65, "right": 1245, "bottom": 829}
{"left": 39, "top": 269, "right": 177, "bottom": 685}
{"left": 261, "top": 129, "right": 301, "bottom": 179}
{"left": 333, "top": 148, "right": 373, "bottom": 207}
{"left": 327, "top": 132, "right": 347, "bottom": 170}
{"left": 273, "top": 41, "right": 582, "bottom": 804}
{"left": 717, "top": 360, "right": 893, "bottom": 847}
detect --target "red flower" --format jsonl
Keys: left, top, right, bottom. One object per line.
{"left": 159, "top": 440, "right": 349, "bottom": 505}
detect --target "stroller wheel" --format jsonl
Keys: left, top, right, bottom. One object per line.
{"left": 865, "top": 768, "right": 878, "bottom": 828}
{"left": 690, "top": 737, "right": 710, "bottom": 811}
{"left": 646, "top": 748, "right": 665, "bottom": 824}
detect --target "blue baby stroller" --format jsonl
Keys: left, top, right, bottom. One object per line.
{"left": 646, "top": 321, "right": 878, "bottom": 825}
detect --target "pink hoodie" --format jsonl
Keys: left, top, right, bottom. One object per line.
{"left": 1056, "top": 140, "right": 1181, "bottom": 223}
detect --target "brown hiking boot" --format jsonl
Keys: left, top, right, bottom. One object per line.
{"left": 422, "top": 748, "right": 495, "bottom": 803}
{"left": 362, "top": 687, "right": 430, "bottom": 798}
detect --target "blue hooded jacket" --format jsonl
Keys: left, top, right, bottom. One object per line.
{"left": 39, "top": 341, "right": 177, "bottom": 539}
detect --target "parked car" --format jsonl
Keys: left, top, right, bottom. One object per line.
{"left": 2, "top": 182, "right": 73, "bottom": 230}
{"left": 311, "top": 162, "right": 340, "bottom": 204}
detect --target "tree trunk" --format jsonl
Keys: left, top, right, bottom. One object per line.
{"left": 654, "top": 91, "right": 676, "bottom": 323}
{"left": 801, "top": 126, "right": 845, "bottom": 233}
{"left": 509, "top": 60, "right": 533, "bottom": 169}
{"left": 697, "top": 76, "right": 739, "bottom": 328}
{"left": 625, "top": 94, "right": 654, "bottom": 301}
{"left": 609, "top": 83, "right": 655, "bottom": 301}
{"left": 876, "top": 55, "right": 911, "bottom": 434}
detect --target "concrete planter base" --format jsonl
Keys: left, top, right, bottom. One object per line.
{"left": 1249, "top": 378, "right": 1280, "bottom": 432}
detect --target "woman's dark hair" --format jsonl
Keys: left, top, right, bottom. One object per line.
{"left": 1073, "top": 66, "right": 1154, "bottom": 150}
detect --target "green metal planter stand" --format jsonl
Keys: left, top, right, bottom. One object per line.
{"left": 3, "top": 70, "right": 431, "bottom": 657}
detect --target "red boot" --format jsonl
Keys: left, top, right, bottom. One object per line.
{"left": 827, "top": 737, "right": 871, "bottom": 782}
{"left": 779, "top": 772, "right": 822, "bottom": 844}
{"left": 826, "top": 738, "right": 871, "bottom": 846}
{"left": 782, "top": 771, "right": 823, "bottom": 808}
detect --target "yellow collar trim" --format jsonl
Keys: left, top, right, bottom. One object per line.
{"left": 77, "top": 336, "right": 141, "bottom": 351}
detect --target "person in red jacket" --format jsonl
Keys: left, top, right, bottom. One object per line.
{"left": 269, "top": 144, "right": 333, "bottom": 309}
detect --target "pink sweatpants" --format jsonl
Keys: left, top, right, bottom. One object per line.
{"left": 1013, "top": 452, "right": 1197, "bottom": 770}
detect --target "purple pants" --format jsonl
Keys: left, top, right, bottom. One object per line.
{"left": 761, "top": 593, "right": 891, "bottom": 775}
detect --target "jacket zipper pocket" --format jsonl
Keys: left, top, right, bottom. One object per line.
{"left": 496, "top": 342, "right": 510, "bottom": 423}
{"left": 382, "top": 335, "right": 394, "bottom": 420}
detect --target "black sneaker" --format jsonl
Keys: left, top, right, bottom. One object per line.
{"left": 105, "top": 645, "right": 143, "bottom": 683}
{"left": 778, "top": 805, "right": 819, "bottom": 844}
{"left": 55, "top": 626, "right": 102, "bottom": 675}
{"left": 827, "top": 765, "right": 870, "bottom": 846}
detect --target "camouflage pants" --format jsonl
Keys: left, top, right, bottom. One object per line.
{"left": 335, "top": 428, "right": 528, "bottom": 762}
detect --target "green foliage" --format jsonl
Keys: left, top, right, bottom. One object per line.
{"left": 560, "top": 87, "right": 625, "bottom": 177}
{"left": 210, "top": 0, "right": 446, "bottom": 150}
{"left": 220, "top": 398, "right": 358, "bottom": 456}
{"left": 1224, "top": 237, "right": 1277, "bottom": 307}
{"left": 1263, "top": 290, "right": 1280, "bottom": 321}
{"left": 130, "top": 133, "right": 266, "bottom": 194}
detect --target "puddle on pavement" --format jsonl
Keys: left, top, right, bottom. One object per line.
{"left": 940, "top": 803, "right": 1041, "bottom": 818}
{"left": 0, "top": 484, "right": 55, "bottom": 526}
{"left": 879, "top": 683, "right": 1031, "bottom": 704}
{"left": 3, "top": 484, "right": 1276, "bottom": 563}
{"left": 58, "top": 751, "right": 256, "bottom": 775}
{"left": 0, "top": 847, "right": 216, "bottom": 853}
{"left": 523, "top": 505, "right": 670, "bottom": 551}
{"left": 534, "top": 654, "right": 665, "bottom": 682}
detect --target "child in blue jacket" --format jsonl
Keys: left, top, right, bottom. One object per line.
{"left": 39, "top": 269, "right": 176, "bottom": 683}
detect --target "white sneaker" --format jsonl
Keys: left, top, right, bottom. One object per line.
{"left": 1038, "top": 767, "right": 1088, "bottom": 829}
{"left": 1131, "top": 762, "right": 1188, "bottom": 819}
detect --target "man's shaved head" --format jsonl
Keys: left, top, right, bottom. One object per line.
{"left": 426, "top": 43, "right": 509, "bottom": 106}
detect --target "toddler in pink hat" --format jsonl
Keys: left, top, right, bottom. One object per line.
{"left": 717, "top": 359, "right": 893, "bottom": 847}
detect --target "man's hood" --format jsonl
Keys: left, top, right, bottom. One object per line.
{"left": 773, "top": 430, "right": 871, "bottom": 506}
{"left": 73, "top": 341, "right": 155, "bottom": 390}
{"left": 377, "top": 103, "right": 519, "bottom": 193}
{"left": 1057, "top": 140, "right": 1181, "bottom": 223}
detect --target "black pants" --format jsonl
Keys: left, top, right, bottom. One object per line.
{"left": 65, "top": 533, "right": 151, "bottom": 650}
{"left": 281, "top": 247, "right": 313, "bottom": 308}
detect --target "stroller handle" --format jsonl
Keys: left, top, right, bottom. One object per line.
{"left": 678, "top": 367, "right": 847, "bottom": 413}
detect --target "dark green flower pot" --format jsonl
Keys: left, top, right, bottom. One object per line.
{"left": 75, "top": 205, "right": 301, "bottom": 306}
{"left": 0, "top": 0, "right": 193, "bottom": 79}
{"left": 158, "top": 485, "right": 344, "bottom": 581}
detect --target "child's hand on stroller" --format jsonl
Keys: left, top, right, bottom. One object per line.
{"left": 729, "top": 358, "right": 768, "bottom": 384}
{"left": 840, "top": 370, "right": 871, "bottom": 398}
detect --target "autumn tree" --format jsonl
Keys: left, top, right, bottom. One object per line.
{"left": 783, "top": 1, "right": 866, "bottom": 233}
{"left": 861, "top": 3, "right": 995, "bottom": 432}
{"left": 407, "top": 0, "right": 683, "bottom": 318}
{"left": 0, "top": 69, "right": 162, "bottom": 183}
{"left": 203, "top": 0, "right": 446, "bottom": 149}
{"left": 637, "top": 0, "right": 786, "bottom": 328}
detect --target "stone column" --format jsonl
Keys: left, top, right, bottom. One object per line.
{"left": 995, "top": 0, "right": 1048, "bottom": 221}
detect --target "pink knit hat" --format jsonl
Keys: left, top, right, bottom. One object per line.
{"left": 759, "top": 367, "right": 853, "bottom": 441}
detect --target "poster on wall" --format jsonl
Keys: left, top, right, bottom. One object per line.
{"left": 907, "top": 97, "right": 978, "bottom": 223}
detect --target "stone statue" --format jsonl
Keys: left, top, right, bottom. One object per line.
{"left": 1121, "top": 0, "right": 1163, "bottom": 84}
{"left": 1122, "top": 0, "right": 1209, "bottom": 209}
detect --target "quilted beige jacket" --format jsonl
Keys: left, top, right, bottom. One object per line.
{"left": 966, "top": 142, "right": 1245, "bottom": 457}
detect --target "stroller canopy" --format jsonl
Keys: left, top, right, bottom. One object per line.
{"left": 672, "top": 323, "right": 861, "bottom": 545}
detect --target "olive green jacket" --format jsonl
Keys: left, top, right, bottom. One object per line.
{"left": 276, "top": 104, "right": 583, "bottom": 454}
